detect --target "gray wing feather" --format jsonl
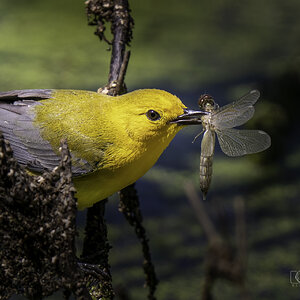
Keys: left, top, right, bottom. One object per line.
{"left": 0, "top": 89, "right": 94, "bottom": 175}
{"left": 0, "top": 97, "right": 61, "bottom": 172}
{"left": 0, "top": 89, "right": 53, "bottom": 101}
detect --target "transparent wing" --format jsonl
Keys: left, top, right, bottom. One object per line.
{"left": 215, "top": 128, "right": 271, "bottom": 157}
{"left": 211, "top": 90, "right": 260, "bottom": 129}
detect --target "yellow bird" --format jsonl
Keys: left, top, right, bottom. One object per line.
{"left": 0, "top": 89, "right": 205, "bottom": 209}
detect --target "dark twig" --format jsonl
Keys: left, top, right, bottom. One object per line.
{"left": 86, "top": 0, "right": 134, "bottom": 93}
{"left": 114, "top": 50, "right": 131, "bottom": 94}
{"left": 184, "top": 181, "right": 249, "bottom": 300}
{"left": 119, "top": 185, "right": 159, "bottom": 300}
{"left": 107, "top": 0, "right": 133, "bottom": 84}
{"left": 85, "top": 0, "right": 114, "bottom": 45}
{"left": 85, "top": 1, "right": 158, "bottom": 298}
{"left": 98, "top": 49, "right": 131, "bottom": 96}
{"left": 81, "top": 201, "right": 114, "bottom": 299}
{"left": 82, "top": 1, "right": 140, "bottom": 299}
{"left": 0, "top": 136, "right": 91, "bottom": 299}
{"left": 184, "top": 181, "right": 221, "bottom": 243}
{"left": 106, "top": 4, "right": 158, "bottom": 295}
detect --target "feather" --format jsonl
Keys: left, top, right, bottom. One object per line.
{"left": 0, "top": 89, "right": 93, "bottom": 176}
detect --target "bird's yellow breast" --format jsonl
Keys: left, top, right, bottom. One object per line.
{"left": 74, "top": 129, "right": 178, "bottom": 209}
{"left": 33, "top": 89, "right": 185, "bottom": 209}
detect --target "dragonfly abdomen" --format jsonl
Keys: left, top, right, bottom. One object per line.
{"left": 199, "top": 154, "right": 213, "bottom": 200}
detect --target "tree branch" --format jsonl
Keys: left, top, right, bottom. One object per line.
{"left": 184, "top": 181, "right": 249, "bottom": 300}
{"left": 184, "top": 181, "right": 221, "bottom": 243}
{"left": 81, "top": 200, "right": 114, "bottom": 299}
{"left": 83, "top": 1, "right": 158, "bottom": 299}
{"left": 119, "top": 185, "right": 159, "bottom": 300}
{"left": 0, "top": 136, "right": 91, "bottom": 299}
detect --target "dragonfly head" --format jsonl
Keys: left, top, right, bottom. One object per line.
{"left": 198, "top": 94, "right": 219, "bottom": 112}
{"left": 170, "top": 108, "right": 208, "bottom": 125}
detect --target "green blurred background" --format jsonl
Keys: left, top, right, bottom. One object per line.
{"left": 2, "top": 0, "right": 300, "bottom": 299}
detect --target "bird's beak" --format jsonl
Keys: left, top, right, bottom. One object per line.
{"left": 170, "top": 109, "right": 208, "bottom": 125}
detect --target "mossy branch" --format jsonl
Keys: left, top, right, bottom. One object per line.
{"left": 83, "top": 1, "right": 159, "bottom": 299}
{"left": 0, "top": 136, "right": 91, "bottom": 299}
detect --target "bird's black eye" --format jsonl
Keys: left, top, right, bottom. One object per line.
{"left": 146, "top": 109, "right": 161, "bottom": 121}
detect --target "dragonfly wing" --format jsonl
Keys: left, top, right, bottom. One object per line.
{"left": 216, "top": 128, "right": 271, "bottom": 157}
{"left": 211, "top": 90, "right": 260, "bottom": 129}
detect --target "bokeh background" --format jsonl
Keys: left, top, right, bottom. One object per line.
{"left": 1, "top": 0, "right": 300, "bottom": 299}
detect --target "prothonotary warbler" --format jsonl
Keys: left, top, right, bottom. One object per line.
{"left": 0, "top": 89, "right": 206, "bottom": 209}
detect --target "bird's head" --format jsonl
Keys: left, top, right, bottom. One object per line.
{"left": 111, "top": 89, "right": 206, "bottom": 144}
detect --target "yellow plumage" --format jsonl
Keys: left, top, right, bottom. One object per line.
{"left": 0, "top": 88, "right": 205, "bottom": 209}
{"left": 35, "top": 89, "right": 185, "bottom": 209}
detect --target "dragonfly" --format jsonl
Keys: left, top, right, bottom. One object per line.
{"left": 196, "top": 90, "right": 271, "bottom": 200}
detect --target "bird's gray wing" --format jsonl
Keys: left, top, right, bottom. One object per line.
{"left": 0, "top": 89, "right": 94, "bottom": 175}
{"left": 0, "top": 89, "right": 53, "bottom": 102}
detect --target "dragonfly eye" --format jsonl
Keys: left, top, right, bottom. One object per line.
{"left": 198, "top": 94, "right": 215, "bottom": 111}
